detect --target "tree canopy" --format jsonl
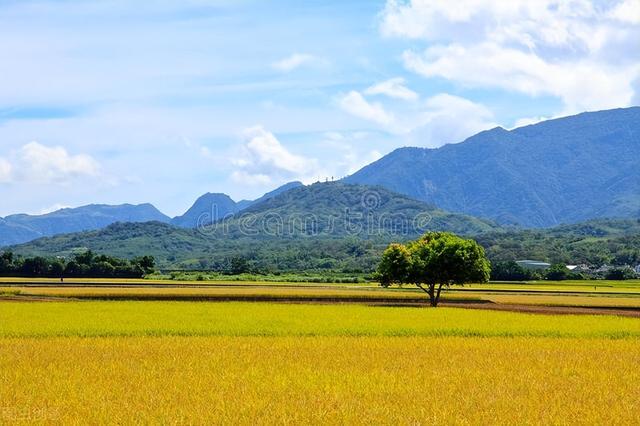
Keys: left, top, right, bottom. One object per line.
{"left": 0, "top": 250, "right": 155, "bottom": 279}
{"left": 377, "top": 232, "right": 490, "bottom": 306}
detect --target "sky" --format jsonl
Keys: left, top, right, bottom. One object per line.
{"left": 0, "top": 0, "right": 639, "bottom": 217}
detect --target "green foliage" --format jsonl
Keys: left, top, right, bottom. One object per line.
{"left": 490, "top": 261, "right": 537, "bottom": 281}
{"left": 605, "top": 267, "right": 637, "bottom": 281}
{"left": 376, "top": 244, "right": 411, "bottom": 286}
{"left": 544, "top": 264, "right": 573, "bottom": 281}
{"left": 0, "top": 250, "right": 155, "bottom": 278}
{"left": 377, "top": 232, "right": 490, "bottom": 306}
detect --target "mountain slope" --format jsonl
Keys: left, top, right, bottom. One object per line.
{"left": 0, "top": 203, "right": 170, "bottom": 246}
{"left": 236, "top": 181, "right": 303, "bottom": 210}
{"left": 345, "top": 107, "right": 640, "bottom": 227}
{"left": 234, "top": 182, "right": 499, "bottom": 237}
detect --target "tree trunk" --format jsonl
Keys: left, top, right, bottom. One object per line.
{"left": 416, "top": 283, "right": 438, "bottom": 306}
{"left": 415, "top": 283, "right": 438, "bottom": 307}
{"left": 434, "top": 283, "right": 444, "bottom": 307}
{"left": 429, "top": 284, "right": 437, "bottom": 307}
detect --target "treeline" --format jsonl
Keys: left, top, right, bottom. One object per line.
{"left": 0, "top": 250, "right": 155, "bottom": 278}
{"left": 491, "top": 261, "right": 637, "bottom": 281}
{"left": 478, "top": 231, "right": 640, "bottom": 266}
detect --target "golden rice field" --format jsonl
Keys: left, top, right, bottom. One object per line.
{"left": 1, "top": 301, "right": 639, "bottom": 338}
{"left": 1, "top": 336, "right": 639, "bottom": 424}
{"left": 1, "top": 301, "right": 639, "bottom": 424}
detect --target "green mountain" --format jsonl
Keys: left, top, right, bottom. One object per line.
{"left": 345, "top": 107, "right": 640, "bottom": 228}
{"left": 231, "top": 182, "right": 499, "bottom": 237}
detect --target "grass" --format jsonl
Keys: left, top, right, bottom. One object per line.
{"left": 1, "top": 336, "right": 639, "bottom": 424}
{"left": 0, "top": 301, "right": 638, "bottom": 338}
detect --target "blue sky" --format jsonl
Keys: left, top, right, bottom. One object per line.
{"left": 0, "top": 0, "right": 639, "bottom": 217}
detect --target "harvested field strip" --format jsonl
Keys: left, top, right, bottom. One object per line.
{"left": 481, "top": 293, "right": 640, "bottom": 308}
{"left": 0, "top": 286, "right": 476, "bottom": 304}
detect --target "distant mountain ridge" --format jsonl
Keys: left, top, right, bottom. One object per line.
{"left": 0, "top": 203, "right": 170, "bottom": 246}
{"left": 0, "top": 182, "right": 305, "bottom": 246}
{"left": 345, "top": 107, "right": 640, "bottom": 227}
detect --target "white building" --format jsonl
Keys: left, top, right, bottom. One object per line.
{"left": 516, "top": 260, "right": 551, "bottom": 270}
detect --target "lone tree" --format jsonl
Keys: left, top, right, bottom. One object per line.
{"left": 377, "top": 232, "right": 490, "bottom": 307}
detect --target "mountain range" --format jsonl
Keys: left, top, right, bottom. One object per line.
{"left": 9, "top": 182, "right": 500, "bottom": 269}
{"left": 1, "top": 107, "right": 639, "bottom": 247}
{"left": 0, "top": 182, "right": 304, "bottom": 246}
{"left": 0, "top": 204, "right": 170, "bottom": 247}
{"left": 346, "top": 107, "right": 640, "bottom": 227}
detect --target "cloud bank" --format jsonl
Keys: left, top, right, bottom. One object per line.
{"left": 380, "top": 0, "right": 640, "bottom": 113}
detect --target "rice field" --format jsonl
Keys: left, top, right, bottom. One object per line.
{"left": 1, "top": 301, "right": 639, "bottom": 338}
{"left": 1, "top": 336, "right": 639, "bottom": 424}
{"left": 1, "top": 298, "right": 639, "bottom": 424}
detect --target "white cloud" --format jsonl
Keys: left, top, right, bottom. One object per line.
{"left": 38, "top": 203, "right": 72, "bottom": 215}
{"left": 272, "top": 53, "right": 318, "bottom": 72}
{"left": 17, "top": 142, "right": 100, "bottom": 184}
{"left": 381, "top": 0, "right": 604, "bottom": 48}
{"left": 230, "top": 170, "right": 272, "bottom": 186}
{"left": 511, "top": 116, "right": 550, "bottom": 129}
{"left": 337, "top": 86, "right": 497, "bottom": 147}
{"left": 364, "top": 77, "right": 418, "bottom": 101}
{"left": 380, "top": 0, "right": 640, "bottom": 114}
{"left": 338, "top": 91, "right": 395, "bottom": 125}
{"left": 0, "top": 158, "right": 12, "bottom": 183}
{"left": 609, "top": 0, "right": 640, "bottom": 24}
{"left": 319, "top": 132, "right": 385, "bottom": 177}
{"left": 403, "top": 43, "right": 638, "bottom": 113}
{"left": 346, "top": 150, "right": 383, "bottom": 175}
{"left": 408, "top": 93, "right": 498, "bottom": 148}
{"left": 233, "top": 126, "right": 320, "bottom": 185}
